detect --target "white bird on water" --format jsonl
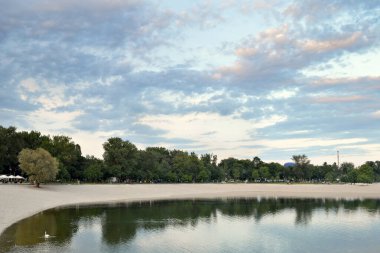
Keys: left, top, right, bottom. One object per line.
{"left": 44, "top": 231, "right": 50, "bottom": 239}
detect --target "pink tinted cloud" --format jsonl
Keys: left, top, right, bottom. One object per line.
{"left": 214, "top": 24, "right": 291, "bottom": 79}
{"left": 259, "top": 25, "right": 289, "bottom": 44}
{"left": 312, "top": 95, "right": 367, "bottom": 103}
{"left": 311, "top": 76, "right": 380, "bottom": 87}
{"left": 213, "top": 62, "right": 245, "bottom": 78}
{"left": 235, "top": 47, "right": 257, "bottom": 57}
{"left": 300, "top": 32, "right": 363, "bottom": 53}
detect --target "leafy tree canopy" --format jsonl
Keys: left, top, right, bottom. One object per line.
{"left": 18, "top": 148, "right": 59, "bottom": 187}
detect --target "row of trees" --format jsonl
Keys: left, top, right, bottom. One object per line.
{"left": 0, "top": 126, "right": 84, "bottom": 181}
{"left": 1, "top": 126, "right": 379, "bottom": 185}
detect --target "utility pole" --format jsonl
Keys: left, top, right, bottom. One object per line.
{"left": 337, "top": 150, "right": 340, "bottom": 169}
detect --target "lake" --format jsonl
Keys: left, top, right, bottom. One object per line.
{"left": 1, "top": 198, "right": 380, "bottom": 253}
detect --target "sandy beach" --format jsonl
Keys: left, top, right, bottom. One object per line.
{"left": 1, "top": 183, "right": 380, "bottom": 235}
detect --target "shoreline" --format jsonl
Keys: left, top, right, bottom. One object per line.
{"left": 1, "top": 183, "right": 380, "bottom": 235}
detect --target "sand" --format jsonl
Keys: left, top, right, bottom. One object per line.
{"left": 1, "top": 183, "right": 380, "bottom": 235}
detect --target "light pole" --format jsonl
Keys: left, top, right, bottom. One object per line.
{"left": 337, "top": 150, "right": 340, "bottom": 169}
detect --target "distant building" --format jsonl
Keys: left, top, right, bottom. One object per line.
{"left": 284, "top": 162, "right": 296, "bottom": 168}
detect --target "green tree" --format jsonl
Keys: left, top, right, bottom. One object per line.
{"left": 292, "top": 154, "right": 311, "bottom": 181}
{"left": 346, "top": 168, "right": 358, "bottom": 184}
{"left": 189, "top": 152, "right": 203, "bottom": 181}
{"left": 172, "top": 151, "right": 190, "bottom": 182}
{"left": 365, "top": 161, "right": 380, "bottom": 181}
{"left": 137, "top": 150, "right": 157, "bottom": 181}
{"left": 341, "top": 162, "right": 354, "bottom": 175}
{"left": 239, "top": 159, "right": 253, "bottom": 180}
{"left": 18, "top": 148, "right": 59, "bottom": 187}
{"left": 232, "top": 162, "right": 242, "bottom": 180}
{"left": 374, "top": 161, "right": 380, "bottom": 181}
{"left": 41, "top": 135, "right": 83, "bottom": 181}
{"left": 18, "top": 130, "right": 44, "bottom": 150}
{"left": 357, "top": 164, "right": 374, "bottom": 184}
{"left": 324, "top": 171, "right": 335, "bottom": 182}
{"left": 84, "top": 163, "right": 103, "bottom": 182}
{"left": 259, "top": 166, "right": 271, "bottom": 181}
{"left": 252, "top": 156, "right": 263, "bottom": 169}
{"left": 198, "top": 169, "right": 209, "bottom": 182}
{"left": 166, "top": 171, "right": 177, "bottom": 182}
{"left": 138, "top": 147, "right": 171, "bottom": 182}
{"left": 0, "top": 126, "right": 25, "bottom": 175}
{"left": 103, "top": 138, "right": 138, "bottom": 181}
{"left": 201, "top": 154, "right": 219, "bottom": 181}
{"left": 57, "top": 163, "right": 71, "bottom": 182}
{"left": 83, "top": 156, "right": 104, "bottom": 182}
{"left": 267, "top": 162, "right": 284, "bottom": 180}
{"left": 251, "top": 169, "right": 259, "bottom": 181}
{"left": 219, "top": 158, "right": 239, "bottom": 180}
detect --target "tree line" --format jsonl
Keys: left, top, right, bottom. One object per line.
{"left": 1, "top": 126, "right": 379, "bottom": 184}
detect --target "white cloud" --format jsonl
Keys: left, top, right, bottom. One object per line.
{"left": 301, "top": 48, "right": 380, "bottom": 79}
{"left": 27, "top": 109, "right": 83, "bottom": 131}
{"left": 285, "top": 130, "right": 312, "bottom": 135}
{"left": 266, "top": 88, "right": 298, "bottom": 100}
{"left": 372, "top": 110, "right": 380, "bottom": 118}
{"left": 157, "top": 89, "right": 226, "bottom": 107}
{"left": 253, "top": 137, "right": 367, "bottom": 150}
{"left": 338, "top": 143, "right": 380, "bottom": 165}
{"left": 23, "top": 108, "right": 127, "bottom": 158}
{"left": 136, "top": 112, "right": 374, "bottom": 163}
{"left": 36, "top": 94, "right": 76, "bottom": 110}
{"left": 139, "top": 112, "right": 286, "bottom": 140}
{"left": 17, "top": 78, "right": 77, "bottom": 110}
{"left": 69, "top": 130, "right": 126, "bottom": 158}
{"left": 138, "top": 112, "right": 287, "bottom": 157}
{"left": 20, "top": 78, "right": 40, "bottom": 92}
{"left": 18, "top": 78, "right": 40, "bottom": 101}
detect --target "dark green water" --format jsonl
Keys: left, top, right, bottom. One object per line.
{"left": 1, "top": 198, "right": 380, "bottom": 253}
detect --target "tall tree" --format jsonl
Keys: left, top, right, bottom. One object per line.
{"left": 292, "top": 154, "right": 311, "bottom": 181}
{"left": 267, "top": 162, "right": 284, "bottom": 180}
{"left": 103, "top": 138, "right": 138, "bottom": 181}
{"left": 201, "top": 154, "right": 220, "bottom": 182}
{"left": 18, "top": 148, "right": 59, "bottom": 187}
{"left": 219, "top": 158, "right": 239, "bottom": 180}
{"left": 172, "top": 151, "right": 191, "bottom": 182}
{"left": 340, "top": 162, "right": 354, "bottom": 175}
{"left": 252, "top": 156, "right": 263, "bottom": 169}
{"left": 83, "top": 156, "right": 104, "bottom": 183}
{"left": 0, "top": 126, "right": 25, "bottom": 175}
{"left": 365, "top": 161, "right": 380, "bottom": 181}
{"left": 145, "top": 147, "right": 171, "bottom": 182}
{"left": 357, "top": 164, "right": 374, "bottom": 184}
{"left": 259, "top": 166, "right": 271, "bottom": 181}
{"left": 41, "top": 135, "right": 83, "bottom": 180}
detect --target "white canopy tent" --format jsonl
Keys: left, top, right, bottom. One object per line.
{"left": 0, "top": 175, "right": 26, "bottom": 183}
{"left": 0, "top": 175, "right": 8, "bottom": 182}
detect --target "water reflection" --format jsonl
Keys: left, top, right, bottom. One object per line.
{"left": 1, "top": 198, "right": 380, "bottom": 253}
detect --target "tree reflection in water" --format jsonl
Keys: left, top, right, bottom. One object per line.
{"left": 1, "top": 198, "right": 380, "bottom": 252}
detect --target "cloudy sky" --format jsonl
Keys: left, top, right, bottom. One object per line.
{"left": 1, "top": 0, "right": 379, "bottom": 165}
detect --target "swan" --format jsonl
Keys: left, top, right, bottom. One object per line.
{"left": 44, "top": 231, "right": 50, "bottom": 239}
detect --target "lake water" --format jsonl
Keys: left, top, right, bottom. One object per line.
{"left": 1, "top": 198, "right": 380, "bottom": 253}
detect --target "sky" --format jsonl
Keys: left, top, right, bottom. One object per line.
{"left": 0, "top": 0, "right": 379, "bottom": 165}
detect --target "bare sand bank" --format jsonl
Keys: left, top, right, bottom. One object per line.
{"left": 1, "top": 183, "right": 380, "bottom": 235}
